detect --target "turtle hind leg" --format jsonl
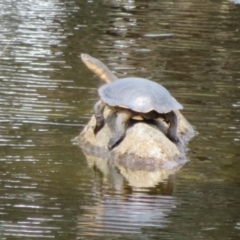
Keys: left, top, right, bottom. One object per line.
{"left": 165, "top": 111, "right": 179, "bottom": 143}
{"left": 93, "top": 100, "right": 105, "bottom": 134}
{"left": 108, "top": 111, "right": 132, "bottom": 150}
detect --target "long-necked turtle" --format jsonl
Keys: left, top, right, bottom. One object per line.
{"left": 81, "top": 54, "right": 183, "bottom": 149}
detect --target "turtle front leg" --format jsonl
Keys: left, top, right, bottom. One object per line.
{"left": 93, "top": 100, "right": 106, "bottom": 134}
{"left": 108, "top": 111, "right": 132, "bottom": 150}
{"left": 165, "top": 111, "right": 179, "bottom": 143}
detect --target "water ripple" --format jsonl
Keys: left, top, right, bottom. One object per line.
{"left": 0, "top": 0, "right": 240, "bottom": 239}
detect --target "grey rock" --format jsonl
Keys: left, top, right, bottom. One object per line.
{"left": 78, "top": 107, "right": 194, "bottom": 171}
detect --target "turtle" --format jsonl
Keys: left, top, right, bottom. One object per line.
{"left": 94, "top": 77, "right": 183, "bottom": 149}
{"left": 81, "top": 54, "right": 183, "bottom": 149}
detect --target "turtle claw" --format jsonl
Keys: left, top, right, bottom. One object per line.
{"left": 167, "top": 132, "right": 179, "bottom": 143}
{"left": 107, "top": 140, "right": 115, "bottom": 150}
{"left": 93, "top": 127, "right": 99, "bottom": 135}
{"left": 93, "top": 121, "right": 104, "bottom": 135}
{"left": 108, "top": 130, "right": 126, "bottom": 150}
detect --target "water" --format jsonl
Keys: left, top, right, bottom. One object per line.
{"left": 0, "top": 0, "right": 240, "bottom": 239}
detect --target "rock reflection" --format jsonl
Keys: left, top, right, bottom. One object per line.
{"left": 82, "top": 149, "right": 181, "bottom": 190}
{"left": 77, "top": 150, "right": 179, "bottom": 236}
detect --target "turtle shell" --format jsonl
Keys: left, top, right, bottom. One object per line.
{"left": 98, "top": 77, "right": 183, "bottom": 113}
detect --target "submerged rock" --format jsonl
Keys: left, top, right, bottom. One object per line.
{"left": 78, "top": 107, "right": 194, "bottom": 171}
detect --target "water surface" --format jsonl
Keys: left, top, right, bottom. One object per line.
{"left": 0, "top": 0, "right": 240, "bottom": 239}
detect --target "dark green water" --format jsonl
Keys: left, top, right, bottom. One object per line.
{"left": 0, "top": 0, "right": 240, "bottom": 239}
